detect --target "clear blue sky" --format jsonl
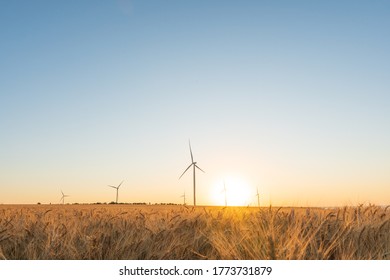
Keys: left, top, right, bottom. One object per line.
{"left": 1, "top": 0, "right": 389, "bottom": 206}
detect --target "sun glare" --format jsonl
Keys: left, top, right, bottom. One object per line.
{"left": 211, "top": 177, "right": 253, "bottom": 206}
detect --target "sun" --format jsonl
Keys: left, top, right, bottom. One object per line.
{"left": 211, "top": 176, "right": 253, "bottom": 206}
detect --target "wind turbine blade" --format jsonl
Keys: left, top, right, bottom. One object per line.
{"left": 179, "top": 164, "right": 193, "bottom": 179}
{"left": 118, "top": 180, "right": 124, "bottom": 189}
{"left": 189, "top": 140, "right": 194, "bottom": 163}
{"left": 108, "top": 185, "right": 117, "bottom": 189}
{"left": 195, "top": 164, "right": 205, "bottom": 173}
{"left": 61, "top": 190, "right": 64, "bottom": 196}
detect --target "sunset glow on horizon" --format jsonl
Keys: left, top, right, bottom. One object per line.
{"left": 210, "top": 177, "right": 253, "bottom": 207}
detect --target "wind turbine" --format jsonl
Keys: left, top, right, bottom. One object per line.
{"left": 256, "top": 187, "right": 260, "bottom": 208}
{"left": 108, "top": 180, "right": 123, "bottom": 204}
{"left": 180, "top": 192, "right": 186, "bottom": 205}
{"left": 179, "top": 140, "right": 205, "bottom": 206}
{"left": 60, "top": 190, "right": 69, "bottom": 205}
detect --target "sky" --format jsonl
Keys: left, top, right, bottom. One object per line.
{"left": 1, "top": 0, "right": 389, "bottom": 206}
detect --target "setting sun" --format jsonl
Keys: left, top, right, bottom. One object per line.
{"left": 211, "top": 177, "right": 253, "bottom": 206}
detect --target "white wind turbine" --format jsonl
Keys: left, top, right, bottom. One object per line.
{"left": 60, "top": 190, "right": 69, "bottom": 205}
{"left": 108, "top": 180, "right": 123, "bottom": 204}
{"left": 180, "top": 192, "right": 186, "bottom": 205}
{"left": 179, "top": 141, "right": 205, "bottom": 206}
{"left": 256, "top": 186, "right": 260, "bottom": 208}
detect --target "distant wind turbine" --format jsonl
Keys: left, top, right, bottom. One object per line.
{"left": 108, "top": 180, "right": 123, "bottom": 204}
{"left": 179, "top": 140, "right": 205, "bottom": 206}
{"left": 60, "top": 190, "right": 69, "bottom": 205}
{"left": 180, "top": 192, "right": 186, "bottom": 205}
{"left": 256, "top": 187, "right": 260, "bottom": 208}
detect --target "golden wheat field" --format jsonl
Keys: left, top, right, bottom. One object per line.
{"left": 0, "top": 204, "right": 389, "bottom": 260}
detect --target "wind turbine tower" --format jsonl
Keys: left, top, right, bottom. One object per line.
{"left": 181, "top": 192, "right": 186, "bottom": 205}
{"left": 256, "top": 187, "right": 260, "bottom": 208}
{"left": 60, "top": 190, "right": 69, "bottom": 205}
{"left": 179, "top": 141, "right": 205, "bottom": 206}
{"left": 108, "top": 180, "right": 124, "bottom": 204}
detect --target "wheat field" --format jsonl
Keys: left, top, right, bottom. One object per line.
{"left": 0, "top": 204, "right": 389, "bottom": 260}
